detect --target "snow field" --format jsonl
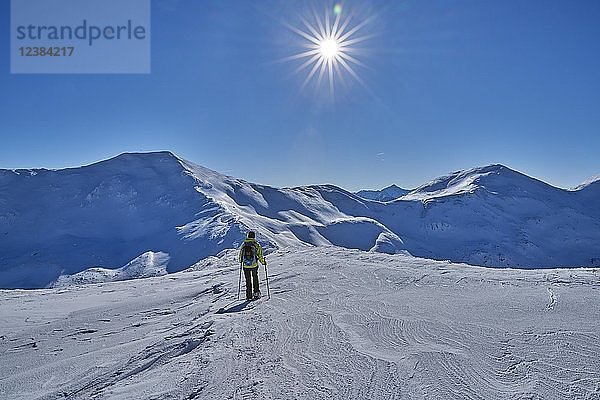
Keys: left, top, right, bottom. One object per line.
{"left": 1, "top": 247, "right": 600, "bottom": 399}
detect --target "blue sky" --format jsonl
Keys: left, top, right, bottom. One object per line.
{"left": 1, "top": 0, "right": 599, "bottom": 191}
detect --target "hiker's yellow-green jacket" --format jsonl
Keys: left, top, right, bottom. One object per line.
{"left": 238, "top": 238, "right": 265, "bottom": 269}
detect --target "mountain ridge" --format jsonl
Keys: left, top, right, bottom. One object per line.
{"left": 1, "top": 152, "right": 599, "bottom": 288}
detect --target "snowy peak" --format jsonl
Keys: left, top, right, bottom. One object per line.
{"left": 84, "top": 151, "right": 230, "bottom": 185}
{"left": 401, "top": 164, "right": 559, "bottom": 201}
{"left": 573, "top": 175, "right": 600, "bottom": 191}
{"left": 356, "top": 184, "right": 409, "bottom": 202}
{"left": 78, "top": 151, "right": 185, "bottom": 172}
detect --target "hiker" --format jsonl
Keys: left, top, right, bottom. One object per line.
{"left": 238, "top": 231, "right": 266, "bottom": 300}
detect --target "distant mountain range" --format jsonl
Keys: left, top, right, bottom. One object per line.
{"left": 355, "top": 185, "right": 409, "bottom": 202}
{"left": 1, "top": 152, "right": 599, "bottom": 288}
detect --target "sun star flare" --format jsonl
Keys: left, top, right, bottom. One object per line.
{"left": 284, "top": 4, "right": 373, "bottom": 97}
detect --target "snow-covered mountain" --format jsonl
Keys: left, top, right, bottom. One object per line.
{"left": 385, "top": 165, "right": 600, "bottom": 268}
{"left": 355, "top": 184, "right": 409, "bottom": 202}
{"left": 0, "top": 152, "right": 242, "bottom": 288}
{"left": 0, "top": 152, "right": 402, "bottom": 288}
{"left": 1, "top": 152, "right": 599, "bottom": 288}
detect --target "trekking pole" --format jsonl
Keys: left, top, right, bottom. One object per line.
{"left": 237, "top": 262, "right": 243, "bottom": 300}
{"left": 265, "top": 259, "right": 271, "bottom": 300}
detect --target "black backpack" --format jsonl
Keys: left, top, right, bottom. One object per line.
{"left": 242, "top": 241, "right": 257, "bottom": 266}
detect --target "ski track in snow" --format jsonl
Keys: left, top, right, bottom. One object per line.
{"left": 1, "top": 247, "right": 600, "bottom": 399}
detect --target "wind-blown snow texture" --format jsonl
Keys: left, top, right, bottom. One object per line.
{"left": 1, "top": 152, "right": 599, "bottom": 288}
{"left": 1, "top": 248, "right": 599, "bottom": 399}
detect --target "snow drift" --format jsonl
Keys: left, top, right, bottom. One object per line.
{"left": 51, "top": 251, "right": 170, "bottom": 287}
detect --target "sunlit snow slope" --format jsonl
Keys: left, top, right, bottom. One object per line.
{"left": 1, "top": 248, "right": 599, "bottom": 399}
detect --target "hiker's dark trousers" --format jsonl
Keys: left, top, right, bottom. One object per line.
{"left": 244, "top": 267, "right": 259, "bottom": 299}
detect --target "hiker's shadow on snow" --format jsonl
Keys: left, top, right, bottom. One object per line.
{"left": 216, "top": 301, "right": 254, "bottom": 314}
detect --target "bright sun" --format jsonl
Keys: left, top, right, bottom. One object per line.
{"left": 319, "top": 38, "right": 339, "bottom": 59}
{"left": 283, "top": 4, "right": 373, "bottom": 96}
